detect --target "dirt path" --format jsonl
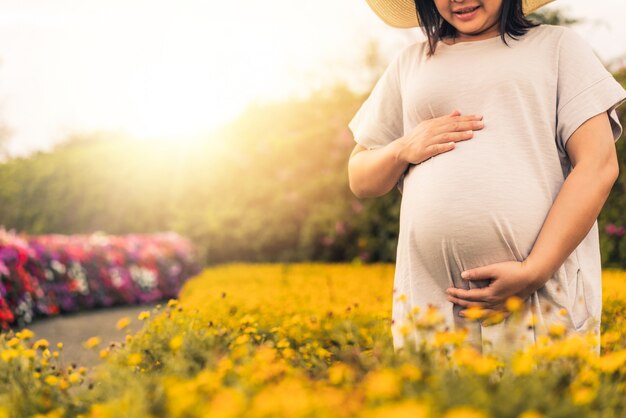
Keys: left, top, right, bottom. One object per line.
{"left": 18, "top": 302, "right": 161, "bottom": 369}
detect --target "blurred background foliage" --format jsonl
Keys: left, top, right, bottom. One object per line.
{"left": 0, "top": 9, "right": 624, "bottom": 268}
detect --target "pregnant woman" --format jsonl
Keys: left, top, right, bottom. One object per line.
{"left": 348, "top": 0, "right": 626, "bottom": 357}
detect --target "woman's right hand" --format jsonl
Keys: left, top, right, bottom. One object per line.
{"left": 397, "top": 109, "right": 484, "bottom": 165}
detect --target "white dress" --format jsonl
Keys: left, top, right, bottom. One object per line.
{"left": 348, "top": 24, "right": 626, "bottom": 357}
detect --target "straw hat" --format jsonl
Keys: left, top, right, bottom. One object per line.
{"left": 364, "top": 0, "right": 556, "bottom": 28}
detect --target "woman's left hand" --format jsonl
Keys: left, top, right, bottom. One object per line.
{"left": 445, "top": 260, "right": 548, "bottom": 323}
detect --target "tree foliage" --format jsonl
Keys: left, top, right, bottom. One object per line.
{"left": 0, "top": 8, "right": 623, "bottom": 267}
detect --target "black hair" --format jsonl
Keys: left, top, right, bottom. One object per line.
{"left": 414, "top": 0, "right": 539, "bottom": 56}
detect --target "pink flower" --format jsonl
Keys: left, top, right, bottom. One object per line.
{"left": 335, "top": 221, "right": 347, "bottom": 236}
{"left": 605, "top": 224, "right": 625, "bottom": 237}
{"left": 351, "top": 200, "right": 364, "bottom": 214}
{"left": 321, "top": 236, "right": 334, "bottom": 247}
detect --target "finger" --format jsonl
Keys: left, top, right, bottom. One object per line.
{"left": 442, "top": 109, "right": 481, "bottom": 121}
{"left": 424, "top": 141, "right": 457, "bottom": 159}
{"left": 446, "top": 287, "right": 491, "bottom": 302}
{"left": 432, "top": 120, "right": 485, "bottom": 136}
{"left": 450, "top": 114, "right": 483, "bottom": 121}
{"left": 446, "top": 294, "right": 489, "bottom": 309}
{"left": 461, "top": 266, "right": 495, "bottom": 281}
{"left": 432, "top": 130, "right": 474, "bottom": 145}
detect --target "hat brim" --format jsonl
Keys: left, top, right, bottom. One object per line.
{"left": 364, "top": 0, "right": 556, "bottom": 28}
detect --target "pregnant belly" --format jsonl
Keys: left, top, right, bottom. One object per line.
{"left": 399, "top": 146, "right": 554, "bottom": 272}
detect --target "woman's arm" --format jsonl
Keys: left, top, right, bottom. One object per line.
{"left": 445, "top": 111, "right": 619, "bottom": 314}
{"left": 523, "top": 111, "right": 619, "bottom": 281}
{"left": 348, "top": 141, "right": 410, "bottom": 199}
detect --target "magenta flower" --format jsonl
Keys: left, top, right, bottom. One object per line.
{"left": 605, "top": 223, "right": 625, "bottom": 237}
{"left": 335, "top": 221, "right": 347, "bottom": 236}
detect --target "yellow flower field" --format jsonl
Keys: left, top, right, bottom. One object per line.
{"left": 1, "top": 263, "right": 625, "bottom": 417}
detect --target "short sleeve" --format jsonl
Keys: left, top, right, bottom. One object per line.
{"left": 348, "top": 51, "right": 404, "bottom": 150}
{"left": 556, "top": 27, "right": 626, "bottom": 154}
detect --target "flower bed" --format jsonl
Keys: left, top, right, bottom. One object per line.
{"left": 0, "top": 228, "right": 201, "bottom": 329}
{"left": 1, "top": 264, "right": 625, "bottom": 417}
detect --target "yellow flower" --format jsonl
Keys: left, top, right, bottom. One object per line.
{"left": 434, "top": 330, "right": 468, "bottom": 347}
{"left": 519, "top": 411, "right": 543, "bottom": 418}
{"left": 45, "top": 375, "right": 59, "bottom": 386}
{"left": 399, "top": 324, "right": 412, "bottom": 337}
{"left": 601, "top": 331, "right": 620, "bottom": 348}
{"left": 42, "top": 349, "right": 51, "bottom": 359}
{"left": 281, "top": 348, "right": 296, "bottom": 359}
{"left": 167, "top": 299, "right": 178, "bottom": 308}
{"left": 512, "top": 352, "right": 534, "bottom": 375}
{"left": 59, "top": 378, "right": 70, "bottom": 390}
{"left": 56, "top": 342, "right": 63, "bottom": 350}
{"left": 597, "top": 350, "right": 626, "bottom": 373}
{"left": 169, "top": 335, "right": 184, "bottom": 351}
{"left": 17, "top": 328, "right": 34, "bottom": 340}
{"left": 99, "top": 349, "right": 109, "bottom": 359}
{"left": 83, "top": 336, "right": 101, "bottom": 350}
{"left": 362, "top": 400, "right": 429, "bottom": 418}
{"left": 7, "top": 337, "right": 20, "bottom": 348}
{"left": 482, "top": 311, "right": 505, "bottom": 326}
{"left": 233, "top": 334, "right": 250, "bottom": 346}
{"left": 363, "top": 368, "right": 401, "bottom": 400}
{"left": 548, "top": 323, "right": 566, "bottom": 338}
{"left": 505, "top": 296, "right": 523, "bottom": 312}
{"left": 276, "top": 338, "right": 290, "bottom": 349}
{"left": 137, "top": 311, "right": 151, "bottom": 321}
{"left": 315, "top": 346, "right": 332, "bottom": 359}
{"left": 68, "top": 373, "right": 81, "bottom": 384}
{"left": 328, "top": 362, "right": 356, "bottom": 385}
{"left": 239, "top": 314, "right": 256, "bottom": 325}
{"left": 1, "top": 349, "right": 18, "bottom": 362}
{"left": 558, "top": 308, "right": 568, "bottom": 317}
{"left": 204, "top": 387, "right": 246, "bottom": 418}
{"left": 127, "top": 353, "right": 142, "bottom": 366}
{"left": 417, "top": 306, "right": 445, "bottom": 327}
{"left": 116, "top": 317, "right": 131, "bottom": 330}
{"left": 452, "top": 347, "right": 500, "bottom": 375}
{"left": 23, "top": 349, "right": 36, "bottom": 359}
{"left": 53, "top": 351, "right": 59, "bottom": 359}
{"left": 443, "top": 406, "right": 488, "bottom": 418}
{"left": 399, "top": 363, "right": 423, "bottom": 381}
{"left": 571, "top": 387, "right": 595, "bottom": 405}
{"left": 463, "top": 306, "right": 485, "bottom": 321}
{"left": 33, "top": 339, "right": 49, "bottom": 349}
{"left": 396, "top": 293, "right": 408, "bottom": 303}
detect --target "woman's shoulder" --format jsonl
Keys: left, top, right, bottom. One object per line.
{"left": 525, "top": 23, "right": 579, "bottom": 44}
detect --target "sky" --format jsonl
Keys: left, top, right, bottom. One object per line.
{"left": 0, "top": 0, "right": 624, "bottom": 159}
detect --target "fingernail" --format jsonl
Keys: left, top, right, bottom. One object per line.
{"left": 461, "top": 271, "right": 468, "bottom": 278}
